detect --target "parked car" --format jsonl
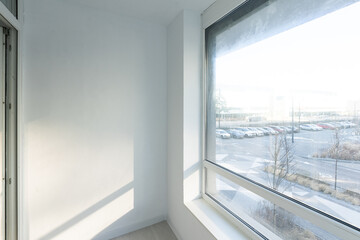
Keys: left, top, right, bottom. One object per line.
{"left": 336, "top": 122, "right": 347, "bottom": 128}
{"left": 283, "top": 126, "right": 293, "bottom": 133}
{"left": 228, "top": 129, "right": 246, "bottom": 139}
{"left": 300, "top": 124, "right": 314, "bottom": 131}
{"left": 300, "top": 124, "right": 321, "bottom": 131}
{"left": 248, "top": 127, "right": 264, "bottom": 137}
{"left": 329, "top": 122, "right": 342, "bottom": 129}
{"left": 262, "top": 127, "right": 278, "bottom": 135}
{"left": 256, "top": 127, "right": 270, "bottom": 136}
{"left": 216, "top": 129, "right": 231, "bottom": 139}
{"left": 269, "top": 125, "right": 286, "bottom": 133}
{"left": 317, "top": 123, "right": 336, "bottom": 130}
{"left": 309, "top": 124, "right": 323, "bottom": 131}
{"left": 344, "top": 121, "right": 357, "bottom": 128}
{"left": 236, "top": 127, "right": 256, "bottom": 138}
{"left": 284, "top": 126, "right": 299, "bottom": 133}
{"left": 338, "top": 121, "right": 355, "bottom": 128}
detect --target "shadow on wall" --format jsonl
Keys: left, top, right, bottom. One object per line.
{"left": 38, "top": 182, "right": 135, "bottom": 240}
{"left": 184, "top": 162, "right": 200, "bottom": 180}
{"left": 33, "top": 110, "right": 167, "bottom": 240}
{"left": 91, "top": 113, "right": 168, "bottom": 240}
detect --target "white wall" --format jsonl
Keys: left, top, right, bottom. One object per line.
{"left": 23, "top": 0, "right": 167, "bottom": 239}
{"left": 167, "top": 10, "right": 216, "bottom": 240}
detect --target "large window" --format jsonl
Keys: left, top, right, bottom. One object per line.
{"left": 205, "top": 0, "right": 360, "bottom": 239}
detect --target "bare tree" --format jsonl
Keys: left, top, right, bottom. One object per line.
{"left": 315, "top": 128, "right": 343, "bottom": 190}
{"left": 267, "top": 133, "right": 295, "bottom": 192}
{"left": 331, "top": 128, "right": 341, "bottom": 190}
{"left": 265, "top": 132, "right": 295, "bottom": 227}
{"left": 215, "top": 90, "right": 227, "bottom": 128}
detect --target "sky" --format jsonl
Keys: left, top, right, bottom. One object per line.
{"left": 216, "top": 1, "right": 360, "bottom": 114}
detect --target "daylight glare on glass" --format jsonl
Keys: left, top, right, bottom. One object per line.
{"left": 216, "top": 3, "right": 360, "bottom": 116}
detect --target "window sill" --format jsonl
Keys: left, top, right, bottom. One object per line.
{"left": 185, "top": 198, "right": 251, "bottom": 240}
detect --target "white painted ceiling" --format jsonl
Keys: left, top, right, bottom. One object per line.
{"left": 71, "top": 0, "right": 216, "bottom": 25}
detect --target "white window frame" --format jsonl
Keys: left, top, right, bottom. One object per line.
{"left": 201, "top": 1, "right": 360, "bottom": 239}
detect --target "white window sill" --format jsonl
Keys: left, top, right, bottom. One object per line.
{"left": 185, "top": 198, "right": 251, "bottom": 240}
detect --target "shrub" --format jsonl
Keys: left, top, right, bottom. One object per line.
{"left": 264, "top": 167, "right": 360, "bottom": 206}
{"left": 254, "top": 201, "right": 317, "bottom": 240}
{"left": 313, "top": 142, "right": 360, "bottom": 161}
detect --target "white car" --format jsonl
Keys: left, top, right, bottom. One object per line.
{"left": 216, "top": 129, "right": 231, "bottom": 139}
{"left": 345, "top": 121, "right": 357, "bottom": 127}
{"left": 236, "top": 127, "right": 256, "bottom": 137}
{"left": 309, "top": 124, "right": 323, "bottom": 131}
{"left": 248, "top": 127, "right": 264, "bottom": 137}
{"left": 300, "top": 124, "right": 315, "bottom": 131}
{"left": 339, "top": 121, "right": 356, "bottom": 128}
{"left": 329, "top": 122, "right": 342, "bottom": 129}
{"left": 262, "top": 127, "right": 277, "bottom": 135}
{"left": 301, "top": 124, "right": 322, "bottom": 131}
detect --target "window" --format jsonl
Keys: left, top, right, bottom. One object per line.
{"left": 0, "top": 0, "right": 17, "bottom": 17}
{"left": 204, "top": 0, "right": 360, "bottom": 239}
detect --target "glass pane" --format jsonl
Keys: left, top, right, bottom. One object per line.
{"left": 206, "top": 0, "right": 360, "bottom": 229}
{"left": 206, "top": 170, "right": 341, "bottom": 240}
{"left": 0, "top": 0, "right": 17, "bottom": 17}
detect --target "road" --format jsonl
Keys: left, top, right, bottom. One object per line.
{"left": 215, "top": 128, "right": 360, "bottom": 193}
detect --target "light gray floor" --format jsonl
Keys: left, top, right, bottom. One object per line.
{"left": 112, "top": 221, "right": 177, "bottom": 240}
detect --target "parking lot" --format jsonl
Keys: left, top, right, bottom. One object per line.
{"left": 214, "top": 125, "right": 360, "bottom": 228}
